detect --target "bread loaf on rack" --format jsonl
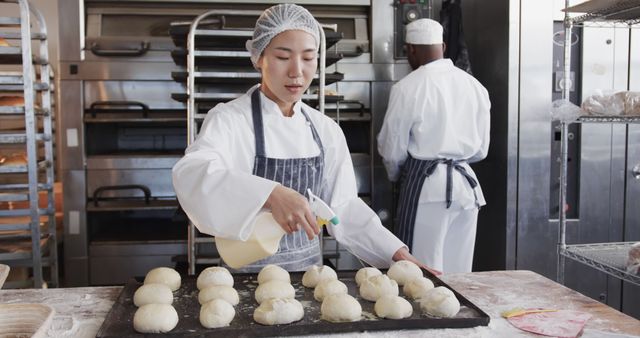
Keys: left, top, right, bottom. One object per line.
{"left": 0, "top": 96, "right": 25, "bottom": 107}
{"left": 627, "top": 242, "right": 640, "bottom": 275}
{"left": 0, "top": 153, "right": 27, "bottom": 166}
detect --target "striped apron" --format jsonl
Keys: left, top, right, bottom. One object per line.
{"left": 223, "top": 88, "right": 325, "bottom": 272}
{"left": 395, "top": 156, "right": 479, "bottom": 251}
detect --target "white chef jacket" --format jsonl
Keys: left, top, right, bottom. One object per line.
{"left": 173, "top": 85, "right": 405, "bottom": 268}
{"left": 377, "top": 58, "right": 490, "bottom": 209}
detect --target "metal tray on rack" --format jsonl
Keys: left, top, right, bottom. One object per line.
{"left": 171, "top": 48, "right": 343, "bottom": 67}
{"left": 171, "top": 70, "right": 344, "bottom": 86}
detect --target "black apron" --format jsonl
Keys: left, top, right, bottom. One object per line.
{"left": 395, "top": 156, "right": 479, "bottom": 251}
{"left": 223, "top": 88, "right": 325, "bottom": 272}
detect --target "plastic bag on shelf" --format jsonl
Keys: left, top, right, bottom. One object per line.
{"left": 623, "top": 91, "right": 640, "bottom": 116}
{"left": 581, "top": 90, "right": 625, "bottom": 116}
{"left": 627, "top": 242, "right": 640, "bottom": 275}
{"left": 550, "top": 99, "right": 582, "bottom": 122}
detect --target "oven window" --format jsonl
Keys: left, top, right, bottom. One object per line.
{"left": 88, "top": 209, "right": 186, "bottom": 242}
{"left": 85, "top": 122, "right": 187, "bottom": 156}
{"left": 101, "top": 15, "right": 194, "bottom": 37}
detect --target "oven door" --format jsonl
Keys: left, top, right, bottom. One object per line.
{"left": 84, "top": 6, "right": 199, "bottom": 62}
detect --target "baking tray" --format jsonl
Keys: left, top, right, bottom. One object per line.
{"left": 96, "top": 269, "right": 490, "bottom": 337}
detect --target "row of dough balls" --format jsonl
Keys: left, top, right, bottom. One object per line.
{"left": 133, "top": 267, "right": 181, "bottom": 333}
{"left": 197, "top": 267, "right": 238, "bottom": 329}
{"left": 253, "top": 265, "right": 304, "bottom": 325}
{"left": 357, "top": 261, "right": 461, "bottom": 319}
{"left": 357, "top": 265, "right": 411, "bottom": 320}
{"left": 302, "top": 265, "right": 362, "bottom": 323}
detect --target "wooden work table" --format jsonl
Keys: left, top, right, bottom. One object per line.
{"left": 0, "top": 270, "right": 638, "bottom": 337}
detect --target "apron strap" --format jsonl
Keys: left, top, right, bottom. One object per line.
{"left": 251, "top": 88, "right": 266, "bottom": 157}
{"left": 251, "top": 87, "right": 324, "bottom": 158}
{"left": 434, "top": 159, "right": 478, "bottom": 208}
{"left": 299, "top": 109, "right": 325, "bottom": 157}
{"left": 395, "top": 156, "right": 480, "bottom": 251}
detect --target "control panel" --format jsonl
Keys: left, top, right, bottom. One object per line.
{"left": 394, "top": 0, "right": 432, "bottom": 58}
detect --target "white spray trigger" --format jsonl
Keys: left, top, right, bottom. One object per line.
{"left": 307, "top": 189, "right": 339, "bottom": 226}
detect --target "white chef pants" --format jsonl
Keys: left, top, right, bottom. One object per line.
{"left": 410, "top": 201, "right": 478, "bottom": 274}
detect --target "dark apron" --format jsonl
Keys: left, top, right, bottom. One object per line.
{"left": 395, "top": 156, "right": 479, "bottom": 251}
{"left": 223, "top": 88, "right": 325, "bottom": 272}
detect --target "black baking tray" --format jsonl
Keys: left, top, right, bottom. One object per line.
{"left": 170, "top": 48, "right": 343, "bottom": 68}
{"left": 96, "top": 269, "right": 490, "bottom": 337}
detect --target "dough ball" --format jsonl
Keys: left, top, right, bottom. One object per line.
{"left": 321, "top": 294, "right": 362, "bottom": 322}
{"left": 627, "top": 242, "right": 640, "bottom": 274}
{"left": 403, "top": 277, "right": 435, "bottom": 300}
{"left": 387, "top": 260, "right": 423, "bottom": 286}
{"left": 314, "top": 279, "right": 348, "bottom": 302}
{"left": 419, "top": 286, "right": 460, "bottom": 318}
{"left": 255, "top": 280, "right": 295, "bottom": 304}
{"left": 198, "top": 285, "right": 239, "bottom": 306}
{"left": 374, "top": 294, "right": 413, "bottom": 319}
{"left": 197, "top": 266, "right": 234, "bottom": 290}
{"left": 359, "top": 274, "right": 398, "bottom": 302}
{"left": 133, "top": 304, "right": 178, "bottom": 333}
{"left": 257, "top": 264, "right": 290, "bottom": 284}
{"left": 199, "top": 299, "right": 235, "bottom": 328}
{"left": 133, "top": 283, "right": 173, "bottom": 307}
{"left": 253, "top": 298, "right": 304, "bottom": 325}
{"left": 144, "top": 267, "right": 181, "bottom": 291}
{"left": 355, "top": 267, "right": 382, "bottom": 287}
{"left": 302, "top": 265, "right": 337, "bottom": 288}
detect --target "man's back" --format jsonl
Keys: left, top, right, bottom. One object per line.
{"left": 393, "top": 58, "right": 490, "bottom": 163}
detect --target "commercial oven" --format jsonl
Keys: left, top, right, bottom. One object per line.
{"left": 58, "top": 0, "right": 429, "bottom": 285}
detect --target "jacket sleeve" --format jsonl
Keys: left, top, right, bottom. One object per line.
{"left": 172, "top": 108, "right": 278, "bottom": 241}
{"left": 323, "top": 123, "right": 406, "bottom": 268}
{"left": 468, "top": 86, "right": 491, "bottom": 163}
{"left": 377, "top": 84, "right": 413, "bottom": 182}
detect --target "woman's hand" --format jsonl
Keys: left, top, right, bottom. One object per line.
{"left": 392, "top": 247, "right": 442, "bottom": 276}
{"left": 264, "top": 185, "right": 320, "bottom": 240}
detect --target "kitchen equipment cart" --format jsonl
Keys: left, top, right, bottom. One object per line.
{"left": 557, "top": 0, "right": 640, "bottom": 286}
{"left": 0, "top": 0, "right": 58, "bottom": 288}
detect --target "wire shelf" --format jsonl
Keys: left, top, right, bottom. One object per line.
{"left": 560, "top": 242, "right": 640, "bottom": 286}
{"left": 575, "top": 115, "right": 640, "bottom": 123}
{"left": 564, "top": 0, "right": 640, "bottom": 24}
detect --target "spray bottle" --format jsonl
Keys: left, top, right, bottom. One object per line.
{"left": 215, "top": 189, "right": 339, "bottom": 269}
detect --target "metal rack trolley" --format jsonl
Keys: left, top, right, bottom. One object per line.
{"left": 183, "top": 10, "right": 331, "bottom": 275}
{"left": 557, "top": 0, "right": 640, "bottom": 286}
{"left": 0, "top": 0, "right": 58, "bottom": 288}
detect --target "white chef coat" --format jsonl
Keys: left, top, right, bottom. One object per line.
{"left": 173, "top": 85, "right": 405, "bottom": 268}
{"left": 377, "top": 58, "right": 490, "bottom": 209}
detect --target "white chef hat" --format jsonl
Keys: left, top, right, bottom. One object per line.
{"left": 405, "top": 18, "right": 444, "bottom": 45}
{"left": 246, "top": 4, "right": 320, "bottom": 68}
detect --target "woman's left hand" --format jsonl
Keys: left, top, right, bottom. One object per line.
{"left": 392, "top": 247, "right": 442, "bottom": 276}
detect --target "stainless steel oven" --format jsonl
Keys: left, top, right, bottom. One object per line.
{"left": 58, "top": 0, "right": 410, "bottom": 285}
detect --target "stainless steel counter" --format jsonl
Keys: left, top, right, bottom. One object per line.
{"left": 0, "top": 270, "right": 638, "bottom": 337}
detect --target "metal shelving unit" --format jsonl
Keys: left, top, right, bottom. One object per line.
{"left": 0, "top": 0, "right": 58, "bottom": 288}
{"left": 557, "top": 0, "right": 640, "bottom": 287}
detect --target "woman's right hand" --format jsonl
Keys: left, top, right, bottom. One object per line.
{"left": 264, "top": 185, "right": 320, "bottom": 240}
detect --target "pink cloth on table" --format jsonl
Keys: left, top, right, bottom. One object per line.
{"left": 507, "top": 310, "right": 592, "bottom": 338}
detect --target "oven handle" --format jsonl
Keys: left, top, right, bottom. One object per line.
{"left": 93, "top": 185, "right": 151, "bottom": 207}
{"left": 89, "top": 101, "right": 150, "bottom": 118}
{"left": 90, "top": 41, "right": 150, "bottom": 57}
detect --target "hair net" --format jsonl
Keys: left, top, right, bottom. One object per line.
{"left": 246, "top": 4, "right": 320, "bottom": 68}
